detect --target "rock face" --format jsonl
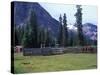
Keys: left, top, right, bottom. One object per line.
{"left": 83, "top": 23, "right": 97, "bottom": 41}
{"left": 13, "top": 2, "right": 97, "bottom": 41}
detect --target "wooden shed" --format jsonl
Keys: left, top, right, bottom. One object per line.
{"left": 14, "top": 46, "right": 23, "bottom": 53}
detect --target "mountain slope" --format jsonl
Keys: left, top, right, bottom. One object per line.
{"left": 83, "top": 23, "right": 97, "bottom": 41}
{"left": 14, "top": 2, "right": 59, "bottom": 37}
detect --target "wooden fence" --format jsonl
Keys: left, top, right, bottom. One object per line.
{"left": 23, "top": 46, "right": 97, "bottom": 56}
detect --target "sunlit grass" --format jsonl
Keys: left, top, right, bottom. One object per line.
{"left": 14, "top": 53, "right": 97, "bottom": 74}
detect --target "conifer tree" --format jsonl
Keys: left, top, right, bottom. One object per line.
{"left": 22, "top": 10, "right": 38, "bottom": 48}
{"left": 58, "top": 14, "right": 63, "bottom": 46}
{"left": 22, "top": 23, "right": 30, "bottom": 47}
{"left": 14, "top": 26, "right": 19, "bottom": 46}
{"left": 75, "top": 5, "right": 84, "bottom": 46}
{"left": 62, "top": 13, "right": 68, "bottom": 47}
{"left": 45, "top": 28, "right": 51, "bottom": 47}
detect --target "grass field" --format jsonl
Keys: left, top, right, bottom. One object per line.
{"left": 14, "top": 53, "right": 97, "bottom": 74}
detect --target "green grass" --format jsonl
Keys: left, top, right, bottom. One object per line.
{"left": 14, "top": 53, "right": 97, "bottom": 74}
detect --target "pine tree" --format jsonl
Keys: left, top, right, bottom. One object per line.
{"left": 45, "top": 28, "right": 51, "bottom": 47}
{"left": 58, "top": 14, "right": 68, "bottom": 47}
{"left": 22, "top": 10, "right": 38, "bottom": 48}
{"left": 30, "top": 10, "right": 38, "bottom": 47}
{"left": 14, "top": 26, "right": 19, "bottom": 46}
{"left": 37, "top": 27, "right": 43, "bottom": 48}
{"left": 69, "top": 30, "right": 73, "bottom": 46}
{"left": 38, "top": 28, "right": 47, "bottom": 48}
{"left": 75, "top": 5, "right": 84, "bottom": 46}
{"left": 18, "top": 26, "right": 24, "bottom": 45}
{"left": 58, "top": 14, "right": 63, "bottom": 47}
{"left": 62, "top": 13, "right": 68, "bottom": 47}
{"left": 22, "top": 23, "right": 30, "bottom": 47}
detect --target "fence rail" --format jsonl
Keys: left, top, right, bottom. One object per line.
{"left": 23, "top": 46, "right": 97, "bottom": 56}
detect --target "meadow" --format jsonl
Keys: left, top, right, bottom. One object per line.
{"left": 14, "top": 53, "right": 97, "bottom": 74}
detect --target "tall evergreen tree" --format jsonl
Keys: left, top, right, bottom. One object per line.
{"left": 38, "top": 28, "right": 47, "bottom": 48}
{"left": 62, "top": 13, "right": 68, "bottom": 47}
{"left": 45, "top": 28, "right": 51, "bottom": 47}
{"left": 18, "top": 26, "right": 24, "bottom": 45}
{"left": 58, "top": 14, "right": 68, "bottom": 47}
{"left": 75, "top": 5, "right": 85, "bottom": 46}
{"left": 14, "top": 26, "right": 19, "bottom": 46}
{"left": 58, "top": 14, "right": 63, "bottom": 46}
{"left": 29, "top": 10, "right": 38, "bottom": 48}
{"left": 69, "top": 30, "right": 73, "bottom": 46}
{"left": 22, "top": 23, "right": 30, "bottom": 47}
{"left": 22, "top": 10, "right": 38, "bottom": 48}
{"left": 37, "top": 27, "right": 44, "bottom": 48}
